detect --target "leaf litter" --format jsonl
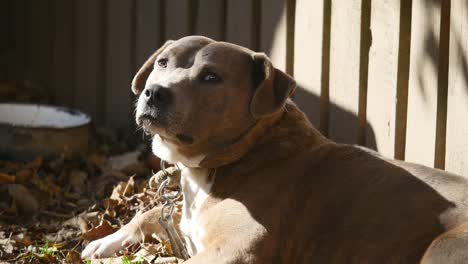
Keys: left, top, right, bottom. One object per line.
{"left": 0, "top": 127, "right": 182, "bottom": 264}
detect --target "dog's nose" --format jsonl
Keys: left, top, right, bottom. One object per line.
{"left": 144, "top": 85, "right": 172, "bottom": 106}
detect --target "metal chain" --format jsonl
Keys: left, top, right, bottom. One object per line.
{"left": 156, "top": 160, "right": 190, "bottom": 260}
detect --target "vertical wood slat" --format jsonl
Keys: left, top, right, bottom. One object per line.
{"left": 165, "top": 0, "right": 190, "bottom": 40}
{"left": 104, "top": 0, "right": 133, "bottom": 130}
{"left": 366, "top": 0, "right": 401, "bottom": 157}
{"left": 285, "top": 0, "right": 295, "bottom": 76}
{"left": 51, "top": 0, "right": 74, "bottom": 107}
{"left": 0, "top": 0, "right": 11, "bottom": 80}
{"left": 6, "top": 0, "right": 30, "bottom": 80}
{"left": 394, "top": 0, "right": 413, "bottom": 160}
{"left": 226, "top": 0, "right": 255, "bottom": 49}
{"left": 260, "top": 0, "right": 287, "bottom": 71}
{"left": 8, "top": 0, "right": 29, "bottom": 80}
{"left": 328, "top": 0, "right": 362, "bottom": 144}
{"left": 74, "top": 0, "right": 104, "bottom": 122}
{"left": 292, "top": 0, "right": 325, "bottom": 127}
{"left": 28, "top": 0, "right": 53, "bottom": 91}
{"left": 405, "top": 0, "right": 442, "bottom": 167}
{"left": 357, "top": 0, "right": 371, "bottom": 146}
{"left": 434, "top": 0, "right": 450, "bottom": 169}
{"left": 446, "top": 0, "right": 468, "bottom": 175}
{"left": 196, "top": 0, "right": 226, "bottom": 41}
{"left": 135, "top": 0, "right": 164, "bottom": 71}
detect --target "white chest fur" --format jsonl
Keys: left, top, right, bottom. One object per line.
{"left": 178, "top": 164, "right": 214, "bottom": 256}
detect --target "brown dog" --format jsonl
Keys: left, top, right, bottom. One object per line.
{"left": 82, "top": 36, "right": 468, "bottom": 263}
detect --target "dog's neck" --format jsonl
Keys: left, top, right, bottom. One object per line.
{"left": 152, "top": 100, "right": 329, "bottom": 170}
{"left": 215, "top": 101, "right": 329, "bottom": 178}
{"left": 199, "top": 101, "right": 329, "bottom": 170}
{"left": 151, "top": 101, "right": 329, "bottom": 255}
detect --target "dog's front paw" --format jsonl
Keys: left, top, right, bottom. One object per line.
{"left": 81, "top": 228, "right": 141, "bottom": 259}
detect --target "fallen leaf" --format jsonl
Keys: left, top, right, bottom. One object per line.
{"left": 8, "top": 184, "right": 39, "bottom": 214}
{"left": 0, "top": 239, "right": 15, "bottom": 254}
{"left": 12, "top": 233, "right": 32, "bottom": 246}
{"left": 64, "top": 250, "right": 82, "bottom": 264}
{"left": 15, "top": 168, "right": 33, "bottom": 183}
{"left": 81, "top": 220, "right": 115, "bottom": 242}
{"left": 0, "top": 172, "right": 15, "bottom": 184}
{"left": 31, "top": 174, "right": 61, "bottom": 197}
{"left": 68, "top": 169, "right": 88, "bottom": 194}
{"left": 25, "top": 156, "right": 43, "bottom": 171}
{"left": 109, "top": 151, "right": 140, "bottom": 171}
{"left": 110, "top": 176, "right": 135, "bottom": 201}
{"left": 63, "top": 215, "right": 90, "bottom": 233}
{"left": 88, "top": 154, "right": 110, "bottom": 172}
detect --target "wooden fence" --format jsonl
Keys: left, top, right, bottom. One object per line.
{"left": 1, "top": 0, "right": 468, "bottom": 176}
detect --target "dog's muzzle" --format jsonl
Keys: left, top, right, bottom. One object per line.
{"left": 136, "top": 85, "right": 173, "bottom": 127}
{"left": 143, "top": 84, "right": 173, "bottom": 108}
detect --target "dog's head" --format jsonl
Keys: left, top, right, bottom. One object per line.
{"left": 133, "top": 36, "right": 296, "bottom": 167}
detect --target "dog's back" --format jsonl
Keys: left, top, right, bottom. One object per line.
{"left": 208, "top": 101, "right": 468, "bottom": 263}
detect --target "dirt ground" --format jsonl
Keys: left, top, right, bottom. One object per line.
{"left": 0, "top": 127, "right": 181, "bottom": 264}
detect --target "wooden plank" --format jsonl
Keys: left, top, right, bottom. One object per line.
{"left": 366, "top": 0, "right": 401, "bottom": 157}
{"left": 226, "top": 0, "right": 255, "bottom": 49}
{"left": 165, "top": 0, "right": 190, "bottom": 40}
{"left": 405, "top": 0, "right": 442, "bottom": 167}
{"left": 394, "top": 0, "right": 413, "bottom": 161}
{"left": 8, "top": 0, "right": 29, "bottom": 80}
{"left": 196, "top": 0, "right": 225, "bottom": 40}
{"left": 433, "top": 0, "right": 450, "bottom": 169}
{"left": 260, "top": 0, "right": 287, "bottom": 71}
{"left": 135, "top": 0, "right": 164, "bottom": 72}
{"left": 74, "top": 0, "right": 104, "bottom": 121}
{"left": 51, "top": 0, "right": 74, "bottom": 106}
{"left": 28, "top": 0, "right": 53, "bottom": 91}
{"left": 292, "top": 0, "right": 324, "bottom": 127}
{"left": 105, "top": 0, "right": 133, "bottom": 130}
{"left": 446, "top": 0, "right": 468, "bottom": 175}
{"left": 328, "top": 0, "right": 362, "bottom": 144}
{"left": 0, "top": 0, "right": 11, "bottom": 79}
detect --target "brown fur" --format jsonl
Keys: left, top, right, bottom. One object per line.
{"left": 85, "top": 36, "right": 468, "bottom": 263}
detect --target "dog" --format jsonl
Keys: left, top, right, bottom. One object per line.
{"left": 82, "top": 36, "right": 468, "bottom": 263}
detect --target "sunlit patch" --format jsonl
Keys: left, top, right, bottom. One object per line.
{"left": 152, "top": 135, "right": 204, "bottom": 167}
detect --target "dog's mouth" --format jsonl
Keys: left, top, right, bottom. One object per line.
{"left": 137, "top": 114, "right": 160, "bottom": 130}
{"left": 138, "top": 114, "right": 195, "bottom": 145}
{"left": 138, "top": 113, "right": 159, "bottom": 125}
{"left": 175, "top": 134, "right": 194, "bottom": 145}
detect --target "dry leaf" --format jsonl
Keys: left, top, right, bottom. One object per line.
{"left": 25, "top": 156, "right": 43, "bottom": 171}
{"left": 64, "top": 250, "right": 82, "bottom": 264}
{"left": 81, "top": 220, "right": 115, "bottom": 242}
{"left": 0, "top": 172, "right": 15, "bottom": 184}
{"left": 8, "top": 184, "right": 39, "bottom": 214}
{"left": 15, "top": 168, "right": 33, "bottom": 183}
{"left": 12, "top": 233, "right": 32, "bottom": 246}
{"left": 68, "top": 170, "right": 88, "bottom": 194}
{"left": 109, "top": 151, "right": 140, "bottom": 171}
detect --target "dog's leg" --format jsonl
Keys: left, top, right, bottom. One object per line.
{"left": 182, "top": 239, "right": 256, "bottom": 264}
{"left": 421, "top": 222, "right": 468, "bottom": 264}
{"left": 81, "top": 205, "right": 173, "bottom": 259}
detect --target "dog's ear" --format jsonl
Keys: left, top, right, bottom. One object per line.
{"left": 131, "top": 40, "right": 174, "bottom": 95}
{"left": 250, "top": 53, "right": 296, "bottom": 118}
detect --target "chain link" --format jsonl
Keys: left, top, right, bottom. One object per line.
{"left": 156, "top": 160, "right": 190, "bottom": 260}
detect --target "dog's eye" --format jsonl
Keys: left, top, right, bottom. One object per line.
{"left": 201, "top": 72, "right": 220, "bottom": 82}
{"left": 157, "top": 58, "right": 168, "bottom": 68}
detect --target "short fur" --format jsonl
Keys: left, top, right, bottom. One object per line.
{"left": 83, "top": 36, "right": 468, "bottom": 263}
